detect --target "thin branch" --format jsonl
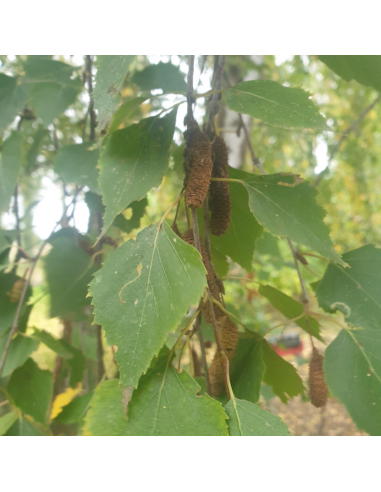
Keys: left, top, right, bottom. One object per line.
{"left": 85, "top": 55, "right": 97, "bottom": 142}
{"left": 315, "top": 94, "right": 381, "bottom": 186}
{"left": 0, "top": 190, "right": 82, "bottom": 379}
{"left": 203, "top": 196, "right": 212, "bottom": 263}
{"left": 238, "top": 113, "right": 266, "bottom": 174}
{"left": 186, "top": 55, "right": 195, "bottom": 124}
{"left": 194, "top": 312, "right": 211, "bottom": 395}
{"left": 206, "top": 55, "right": 225, "bottom": 136}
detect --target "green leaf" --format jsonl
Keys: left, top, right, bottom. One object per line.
{"left": 317, "top": 245, "right": 381, "bottom": 330}
{"left": 108, "top": 96, "right": 147, "bottom": 134}
{"left": 54, "top": 143, "right": 100, "bottom": 192}
{"left": 259, "top": 284, "right": 322, "bottom": 340}
{"left": 211, "top": 171, "right": 263, "bottom": 271}
{"left": 230, "top": 336, "right": 265, "bottom": 403}
{"left": 256, "top": 232, "right": 282, "bottom": 258}
{"left": 0, "top": 229, "right": 17, "bottom": 254}
{"left": 44, "top": 236, "right": 98, "bottom": 320}
{"left": 225, "top": 398, "right": 291, "bottom": 436}
{"left": 66, "top": 345, "right": 86, "bottom": 388}
{"left": 319, "top": 55, "right": 381, "bottom": 92}
{"left": 7, "top": 358, "right": 53, "bottom": 425}
{"left": 23, "top": 57, "right": 82, "bottom": 124}
{"left": 261, "top": 339, "right": 305, "bottom": 403}
{"left": 0, "top": 409, "right": 19, "bottom": 436}
{"left": 112, "top": 198, "right": 148, "bottom": 234}
{"left": 0, "top": 131, "right": 23, "bottom": 212}
{"left": 131, "top": 62, "right": 187, "bottom": 94}
{"left": 90, "top": 222, "right": 207, "bottom": 388}
{"left": 84, "top": 380, "right": 128, "bottom": 436}
{"left": 30, "top": 329, "right": 74, "bottom": 359}
{"left": 0, "top": 272, "right": 32, "bottom": 336}
{"left": 0, "top": 333, "right": 39, "bottom": 378}
{"left": 231, "top": 168, "right": 345, "bottom": 266}
{"left": 125, "top": 352, "right": 229, "bottom": 436}
{"left": 54, "top": 391, "right": 94, "bottom": 425}
{"left": 325, "top": 329, "right": 381, "bottom": 436}
{"left": 98, "top": 109, "right": 177, "bottom": 238}
{"left": 93, "top": 55, "right": 135, "bottom": 130}
{"left": 5, "top": 415, "right": 46, "bottom": 436}
{"left": 25, "top": 127, "right": 49, "bottom": 173}
{"left": 0, "top": 73, "right": 28, "bottom": 129}
{"left": 225, "top": 80, "right": 327, "bottom": 130}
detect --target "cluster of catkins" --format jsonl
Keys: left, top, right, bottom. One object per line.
{"left": 177, "top": 122, "right": 236, "bottom": 396}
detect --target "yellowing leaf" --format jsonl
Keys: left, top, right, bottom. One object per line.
{"left": 50, "top": 384, "right": 82, "bottom": 420}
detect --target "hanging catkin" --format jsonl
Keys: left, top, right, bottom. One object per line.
{"left": 209, "top": 136, "right": 231, "bottom": 236}
{"left": 8, "top": 278, "right": 25, "bottom": 303}
{"left": 309, "top": 347, "right": 329, "bottom": 408}
{"left": 209, "top": 317, "right": 239, "bottom": 396}
{"left": 181, "top": 229, "right": 224, "bottom": 323}
{"left": 183, "top": 123, "right": 213, "bottom": 209}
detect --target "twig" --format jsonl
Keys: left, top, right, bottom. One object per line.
{"left": 288, "top": 238, "right": 314, "bottom": 346}
{"left": 206, "top": 55, "right": 225, "bottom": 136}
{"left": 315, "top": 94, "right": 381, "bottom": 186}
{"left": 186, "top": 55, "right": 195, "bottom": 124}
{"left": 203, "top": 196, "right": 212, "bottom": 263}
{"left": 238, "top": 113, "right": 266, "bottom": 174}
{"left": 85, "top": 55, "right": 97, "bottom": 142}
{"left": 0, "top": 190, "right": 82, "bottom": 379}
{"left": 194, "top": 311, "right": 211, "bottom": 395}
{"left": 13, "top": 185, "right": 22, "bottom": 252}
{"left": 208, "top": 296, "right": 231, "bottom": 401}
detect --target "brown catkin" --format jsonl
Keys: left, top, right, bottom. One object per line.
{"left": 209, "top": 317, "right": 239, "bottom": 396}
{"left": 209, "top": 136, "right": 231, "bottom": 236}
{"left": 309, "top": 347, "right": 329, "bottom": 408}
{"left": 9, "top": 278, "right": 25, "bottom": 303}
{"left": 181, "top": 229, "right": 224, "bottom": 324}
{"left": 183, "top": 124, "right": 213, "bottom": 209}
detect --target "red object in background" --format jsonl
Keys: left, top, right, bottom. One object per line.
{"left": 273, "top": 343, "right": 304, "bottom": 357}
{"left": 270, "top": 333, "right": 304, "bottom": 357}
